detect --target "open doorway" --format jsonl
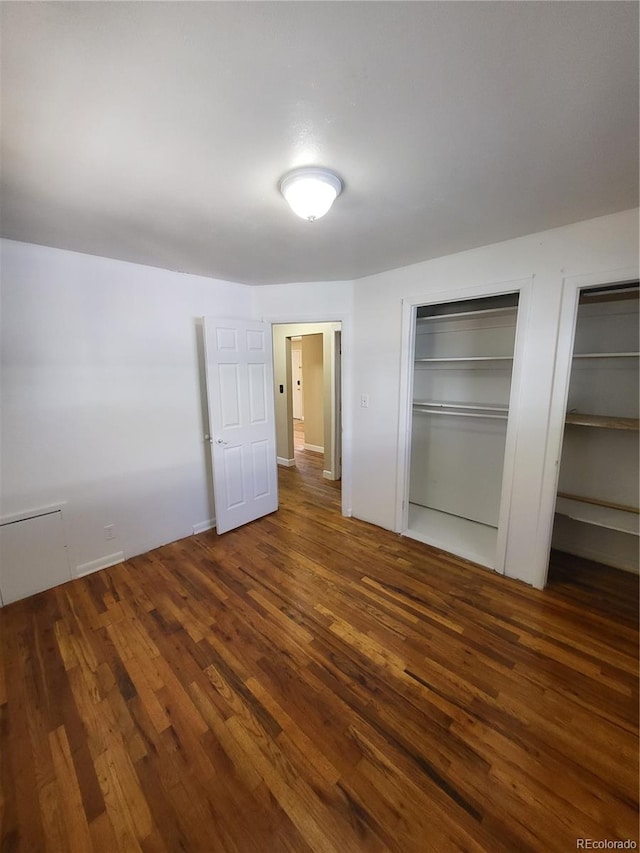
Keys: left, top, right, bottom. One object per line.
{"left": 272, "top": 322, "right": 342, "bottom": 492}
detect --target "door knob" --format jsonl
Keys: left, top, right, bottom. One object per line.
{"left": 215, "top": 438, "right": 229, "bottom": 445}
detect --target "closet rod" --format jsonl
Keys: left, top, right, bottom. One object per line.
{"left": 413, "top": 401, "right": 508, "bottom": 413}
{"left": 573, "top": 352, "right": 639, "bottom": 359}
{"left": 415, "top": 356, "right": 513, "bottom": 362}
{"left": 413, "top": 408, "right": 508, "bottom": 420}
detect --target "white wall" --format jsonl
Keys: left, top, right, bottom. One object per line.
{"left": 1, "top": 239, "right": 251, "bottom": 580}
{"left": 252, "top": 280, "right": 353, "bottom": 322}
{"left": 350, "top": 209, "right": 639, "bottom": 588}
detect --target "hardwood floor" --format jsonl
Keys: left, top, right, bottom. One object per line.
{"left": 1, "top": 449, "right": 638, "bottom": 852}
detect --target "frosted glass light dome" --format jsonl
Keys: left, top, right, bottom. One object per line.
{"left": 279, "top": 167, "right": 343, "bottom": 221}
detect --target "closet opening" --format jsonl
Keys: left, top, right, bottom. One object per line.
{"left": 549, "top": 280, "right": 639, "bottom": 578}
{"left": 404, "top": 291, "right": 520, "bottom": 571}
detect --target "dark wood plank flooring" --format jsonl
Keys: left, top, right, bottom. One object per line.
{"left": 1, "top": 448, "right": 638, "bottom": 852}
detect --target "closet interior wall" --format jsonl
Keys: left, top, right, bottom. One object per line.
{"left": 407, "top": 293, "right": 519, "bottom": 569}
{"left": 552, "top": 282, "right": 639, "bottom": 573}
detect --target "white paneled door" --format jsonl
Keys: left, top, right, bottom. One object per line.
{"left": 204, "top": 319, "right": 278, "bottom": 534}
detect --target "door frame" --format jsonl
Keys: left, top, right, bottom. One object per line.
{"left": 290, "top": 340, "right": 304, "bottom": 421}
{"left": 539, "top": 265, "right": 639, "bottom": 586}
{"left": 276, "top": 325, "right": 341, "bottom": 476}
{"left": 395, "top": 277, "right": 533, "bottom": 575}
{"left": 262, "top": 313, "right": 351, "bottom": 517}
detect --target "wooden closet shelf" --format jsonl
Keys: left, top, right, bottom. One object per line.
{"left": 579, "top": 287, "right": 639, "bottom": 305}
{"left": 565, "top": 413, "right": 639, "bottom": 430}
{"left": 557, "top": 492, "right": 639, "bottom": 515}
{"left": 555, "top": 496, "right": 639, "bottom": 536}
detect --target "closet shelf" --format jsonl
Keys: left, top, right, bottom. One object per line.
{"left": 417, "top": 306, "right": 517, "bottom": 323}
{"left": 557, "top": 491, "right": 639, "bottom": 515}
{"left": 580, "top": 287, "right": 639, "bottom": 305}
{"left": 565, "top": 413, "right": 639, "bottom": 430}
{"left": 555, "top": 496, "right": 639, "bottom": 536}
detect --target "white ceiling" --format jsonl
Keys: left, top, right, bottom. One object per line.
{"left": 1, "top": 2, "right": 638, "bottom": 285}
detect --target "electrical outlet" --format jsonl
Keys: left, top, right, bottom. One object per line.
{"left": 104, "top": 524, "right": 115, "bottom": 541}
{"left": 360, "top": 394, "right": 369, "bottom": 408}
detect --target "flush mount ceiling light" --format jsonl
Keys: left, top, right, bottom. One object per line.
{"left": 279, "top": 167, "right": 343, "bottom": 221}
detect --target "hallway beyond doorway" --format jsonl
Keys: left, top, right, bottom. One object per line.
{"left": 291, "top": 417, "right": 341, "bottom": 502}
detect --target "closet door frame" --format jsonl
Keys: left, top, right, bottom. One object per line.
{"left": 539, "top": 265, "right": 639, "bottom": 586}
{"left": 396, "top": 277, "right": 532, "bottom": 575}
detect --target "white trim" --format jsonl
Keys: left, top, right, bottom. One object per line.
{"left": 396, "top": 299, "right": 417, "bottom": 534}
{"left": 539, "top": 265, "right": 640, "bottom": 588}
{"left": 277, "top": 456, "right": 296, "bottom": 467}
{"left": 192, "top": 519, "right": 216, "bottom": 534}
{"left": 304, "top": 443, "right": 324, "bottom": 453}
{"left": 1, "top": 501, "right": 67, "bottom": 526}
{"left": 495, "top": 277, "right": 534, "bottom": 575}
{"left": 322, "top": 470, "right": 335, "bottom": 480}
{"left": 76, "top": 551, "right": 124, "bottom": 578}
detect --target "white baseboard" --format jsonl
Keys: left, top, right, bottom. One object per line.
{"left": 76, "top": 551, "right": 124, "bottom": 578}
{"left": 322, "top": 470, "right": 334, "bottom": 480}
{"left": 192, "top": 519, "right": 216, "bottom": 534}
{"left": 277, "top": 457, "right": 296, "bottom": 467}
{"left": 304, "top": 443, "right": 324, "bottom": 453}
